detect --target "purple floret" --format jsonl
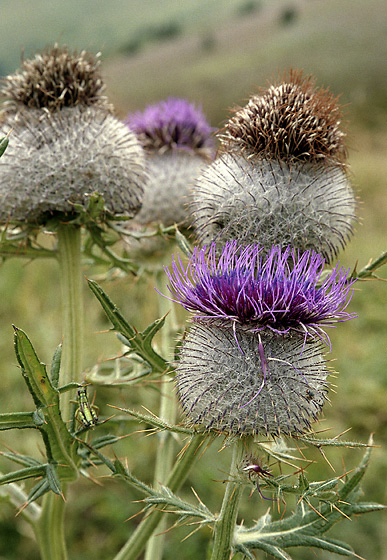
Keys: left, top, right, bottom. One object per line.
{"left": 125, "top": 97, "right": 215, "bottom": 153}
{"left": 164, "top": 241, "right": 356, "bottom": 347}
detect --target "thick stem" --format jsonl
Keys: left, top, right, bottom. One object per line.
{"left": 144, "top": 273, "right": 178, "bottom": 560}
{"left": 113, "top": 433, "right": 206, "bottom": 560}
{"left": 34, "top": 224, "right": 83, "bottom": 560}
{"left": 210, "top": 441, "right": 245, "bottom": 560}
{"left": 35, "top": 492, "right": 68, "bottom": 560}
{"left": 57, "top": 224, "right": 84, "bottom": 421}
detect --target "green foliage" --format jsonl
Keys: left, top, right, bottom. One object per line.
{"left": 235, "top": 444, "right": 385, "bottom": 559}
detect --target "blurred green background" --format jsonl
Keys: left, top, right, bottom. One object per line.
{"left": 0, "top": 0, "right": 386, "bottom": 559}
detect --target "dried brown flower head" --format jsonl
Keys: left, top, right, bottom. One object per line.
{"left": 1, "top": 45, "right": 109, "bottom": 114}
{"left": 222, "top": 70, "right": 346, "bottom": 164}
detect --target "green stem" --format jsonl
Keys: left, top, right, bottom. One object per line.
{"left": 210, "top": 441, "right": 245, "bottom": 560}
{"left": 144, "top": 273, "right": 178, "bottom": 560}
{"left": 34, "top": 492, "right": 68, "bottom": 560}
{"left": 35, "top": 224, "right": 83, "bottom": 560}
{"left": 57, "top": 224, "right": 84, "bottom": 421}
{"left": 112, "top": 433, "right": 207, "bottom": 560}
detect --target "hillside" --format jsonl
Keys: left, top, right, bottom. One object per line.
{"left": 1, "top": 0, "right": 386, "bottom": 129}
{"left": 100, "top": 0, "right": 387, "bottom": 130}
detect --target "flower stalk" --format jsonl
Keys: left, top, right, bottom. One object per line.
{"left": 35, "top": 492, "right": 68, "bottom": 560}
{"left": 144, "top": 272, "right": 179, "bottom": 560}
{"left": 57, "top": 224, "right": 84, "bottom": 421}
{"left": 210, "top": 440, "right": 245, "bottom": 560}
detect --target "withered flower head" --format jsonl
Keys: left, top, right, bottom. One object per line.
{"left": 222, "top": 70, "right": 346, "bottom": 165}
{"left": 191, "top": 71, "right": 356, "bottom": 261}
{"left": 0, "top": 46, "right": 145, "bottom": 225}
{"left": 0, "top": 44, "right": 109, "bottom": 115}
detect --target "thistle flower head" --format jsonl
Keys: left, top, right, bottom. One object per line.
{"left": 0, "top": 45, "right": 109, "bottom": 115}
{"left": 124, "top": 98, "right": 215, "bottom": 230}
{"left": 0, "top": 45, "right": 146, "bottom": 225}
{"left": 166, "top": 241, "right": 356, "bottom": 436}
{"left": 165, "top": 241, "right": 356, "bottom": 347}
{"left": 222, "top": 70, "right": 346, "bottom": 164}
{"left": 125, "top": 97, "right": 215, "bottom": 157}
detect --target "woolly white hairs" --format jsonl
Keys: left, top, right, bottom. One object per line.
{"left": 192, "top": 153, "right": 356, "bottom": 262}
{"left": 0, "top": 106, "right": 146, "bottom": 224}
{"left": 176, "top": 322, "right": 329, "bottom": 436}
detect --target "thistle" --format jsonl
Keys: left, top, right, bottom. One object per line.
{"left": 191, "top": 71, "right": 356, "bottom": 262}
{"left": 164, "top": 241, "right": 356, "bottom": 435}
{"left": 125, "top": 97, "right": 215, "bottom": 228}
{"left": 0, "top": 45, "right": 147, "bottom": 420}
{"left": 222, "top": 69, "right": 346, "bottom": 164}
{"left": 0, "top": 45, "right": 146, "bottom": 225}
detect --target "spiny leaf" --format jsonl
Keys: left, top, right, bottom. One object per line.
{"left": 25, "top": 479, "right": 51, "bottom": 506}
{"left": 143, "top": 484, "right": 215, "bottom": 526}
{"left": 0, "top": 451, "right": 43, "bottom": 469}
{"left": 0, "top": 411, "right": 39, "bottom": 430}
{"left": 77, "top": 439, "right": 154, "bottom": 497}
{"left": 0, "top": 466, "right": 46, "bottom": 486}
{"left": 50, "top": 343, "right": 62, "bottom": 388}
{"left": 110, "top": 406, "right": 193, "bottom": 435}
{"left": 12, "top": 327, "right": 78, "bottom": 482}
{"left": 236, "top": 541, "right": 294, "bottom": 560}
{"left": 86, "top": 349, "right": 153, "bottom": 386}
{"left": 13, "top": 326, "right": 58, "bottom": 408}
{"left": 88, "top": 279, "right": 170, "bottom": 374}
{"left": 45, "top": 463, "right": 62, "bottom": 496}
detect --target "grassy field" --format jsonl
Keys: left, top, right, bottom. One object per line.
{"left": 0, "top": 0, "right": 387, "bottom": 559}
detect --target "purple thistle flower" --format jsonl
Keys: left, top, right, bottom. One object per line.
{"left": 165, "top": 241, "right": 356, "bottom": 436}
{"left": 123, "top": 98, "right": 216, "bottom": 234}
{"left": 164, "top": 241, "right": 356, "bottom": 348}
{"left": 125, "top": 97, "right": 215, "bottom": 155}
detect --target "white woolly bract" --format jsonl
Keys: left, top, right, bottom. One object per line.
{"left": 191, "top": 154, "right": 356, "bottom": 263}
{"left": 0, "top": 106, "right": 146, "bottom": 223}
{"left": 134, "top": 151, "right": 208, "bottom": 227}
{"left": 176, "top": 322, "right": 329, "bottom": 436}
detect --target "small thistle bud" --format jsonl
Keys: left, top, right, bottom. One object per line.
{"left": 191, "top": 71, "right": 356, "bottom": 262}
{"left": 0, "top": 46, "right": 146, "bottom": 225}
{"left": 0, "top": 45, "right": 109, "bottom": 115}
{"left": 125, "top": 97, "right": 215, "bottom": 227}
{"left": 164, "top": 242, "right": 356, "bottom": 436}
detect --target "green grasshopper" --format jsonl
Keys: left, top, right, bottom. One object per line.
{"left": 75, "top": 387, "right": 98, "bottom": 428}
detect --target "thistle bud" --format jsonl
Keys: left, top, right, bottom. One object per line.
{"left": 191, "top": 71, "right": 356, "bottom": 262}
{"left": 164, "top": 241, "right": 356, "bottom": 436}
